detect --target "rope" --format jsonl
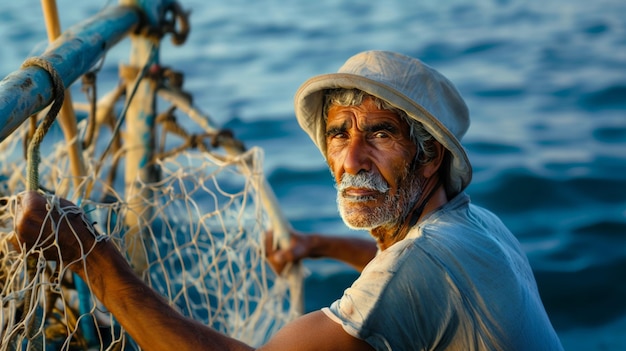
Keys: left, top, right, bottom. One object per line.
{"left": 97, "top": 43, "right": 157, "bottom": 171}
{"left": 17, "top": 57, "right": 64, "bottom": 348}
{"left": 21, "top": 57, "right": 66, "bottom": 192}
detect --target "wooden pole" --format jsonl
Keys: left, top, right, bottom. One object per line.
{"left": 40, "top": 0, "right": 86, "bottom": 194}
{"left": 119, "top": 0, "right": 159, "bottom": 275}
{"left": 39, "top": 0, "right": 99, "bottom": 344}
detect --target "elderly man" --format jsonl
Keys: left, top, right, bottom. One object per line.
{"left": 15, "top": 51, "right": 563, "bottom": 350}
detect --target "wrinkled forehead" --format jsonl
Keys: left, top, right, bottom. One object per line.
{"left": 327, "top": 104, "right": 410, "bottom": 132}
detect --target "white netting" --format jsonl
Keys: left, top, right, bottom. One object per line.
{"left": 0, "top": 118, "right": 301, "bottom": 350}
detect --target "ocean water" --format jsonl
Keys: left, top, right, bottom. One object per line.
{"left": 1, "top": 0, "right": 626, "bottom": 349}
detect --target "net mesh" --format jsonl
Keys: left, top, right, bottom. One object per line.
{"left": 0, "top": 117, "right": 301, "bottom": 350}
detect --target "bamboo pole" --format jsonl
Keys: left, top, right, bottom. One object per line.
{"left": 40, "top": 0, "right": 87, "bottom": 194}
{"left": 39, "top": 0, "right": 96, "bottom": 344}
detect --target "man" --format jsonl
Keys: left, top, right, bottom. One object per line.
{"left": 14, "top": 50, "right": 563, "bottom": 350}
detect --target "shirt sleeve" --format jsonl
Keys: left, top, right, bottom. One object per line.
{"left": 324, "top": 239, "right": 460, "bottom": 351}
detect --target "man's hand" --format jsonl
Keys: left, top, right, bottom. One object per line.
{"left": 265, "top": 229, "right": 378, "bottom": 273}
{"left": 12, "top": 191, "right": 99, "bottom": 266}
{"left": 265, "top": 229, "right": 315, "bottom": 274}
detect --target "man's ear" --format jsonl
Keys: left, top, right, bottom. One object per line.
{"left": 422, "top": 141, "right": 445, "bottom": 179}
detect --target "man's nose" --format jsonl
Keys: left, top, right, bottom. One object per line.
{"left": 342, "top": 137, "right": 372, "bottom": 175}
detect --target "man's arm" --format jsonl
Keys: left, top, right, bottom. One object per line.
{"left": 13, "top": 191, "right": 251, "bottom": 351}
{"left": 267, "top": 231, "right": 378, "bottom": 273}
{"left": 84, "top": 247, "right": 373, "bottom": 351}
{"left": 13, "top": 192, "right": 373, "bottom": 351}
{"left": 76, "top": 239, "right": 254, "bottom": 351}
{"left": 259, "top": 310, "right": 373, "bottom": 351}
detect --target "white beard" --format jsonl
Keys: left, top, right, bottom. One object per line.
{"left": 335, "top": 170, "right": 424, "bottom": 230}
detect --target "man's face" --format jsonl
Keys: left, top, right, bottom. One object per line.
{"left": 325, "top": 97, "right": 421, "bottom": 230}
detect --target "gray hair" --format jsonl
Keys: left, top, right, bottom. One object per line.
{"left": 323, "top": 88, "right": 436, "bottom": 165}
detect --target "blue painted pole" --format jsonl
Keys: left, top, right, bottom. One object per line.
{"left": 119, "top": 0, "right": 180, "bottom": 274}
{"left": 0, "top": 5, "right": 140, "bottom": 143}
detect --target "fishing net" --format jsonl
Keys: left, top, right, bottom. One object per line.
{"left": 0, "top": 93, "right": 302, "bottom": 349}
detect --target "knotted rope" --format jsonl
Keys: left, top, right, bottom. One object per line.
{"left": 21, "top": 56, "right": 66, "bottom": 192}
{"left": 16, "top": 56, "right": 65, "bottom": 350}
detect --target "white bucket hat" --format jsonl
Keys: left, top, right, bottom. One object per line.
{"left": 294, "top": 50, "right": 472, "bottom": 196}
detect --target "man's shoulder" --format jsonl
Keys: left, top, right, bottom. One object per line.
{"left": 418, "top": 192, "right": 507, "bottom": 235}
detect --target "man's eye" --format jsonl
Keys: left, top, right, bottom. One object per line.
{"left": 373, "top": 131, "right": 390, "bottom": 138}
{"left": 327, "top": 131, "right": 344, "bottom": 139}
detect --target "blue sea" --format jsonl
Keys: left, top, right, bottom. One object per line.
{"left": 1, "top": 0, "right": 626, "bottom": 349}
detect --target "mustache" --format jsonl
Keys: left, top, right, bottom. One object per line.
{"left": 336, "top": 172, "right": 390, "bottom": 193}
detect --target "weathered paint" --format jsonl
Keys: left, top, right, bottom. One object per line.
{"left": 121, "top": 19, "right": 161, "bottom": 274}
{"left": 0, "top": 5, "right": 140, "bottom": 143}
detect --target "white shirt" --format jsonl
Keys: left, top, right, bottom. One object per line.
{"left": 323, "top": 193, "right": 563, "bottom": 350}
